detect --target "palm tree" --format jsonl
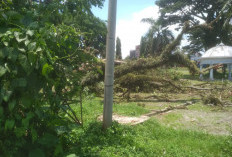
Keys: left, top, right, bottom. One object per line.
{"left": 221, "top": 0, "right": 232, "bottom": 27}
{"left": 140, "top": 18, "right": 174, "bottom": 57}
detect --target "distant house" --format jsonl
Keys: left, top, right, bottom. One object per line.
{"left": 130, "top": 45, "right": 140, "bottom": 59}
{"left": 130, "top": 50, "right": 136, "bottom": 59}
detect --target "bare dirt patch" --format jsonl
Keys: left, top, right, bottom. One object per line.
{"left": 155, "top": 109, "right": 232, "bottom": 135}
{"left": 98, "top": 114, "right": 149, "bottom": 125}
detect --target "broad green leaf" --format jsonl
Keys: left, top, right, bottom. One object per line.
{"left": 14, "top": 32, "right": 20, "bottom": 38}
{"left": 2, "top": 90, "right": 12, "bottom": 102}
{"left": 18, "top": 54, "right": 27, "bottom": 69}
{"left": 1, "top": 13, "right": 7, "bottom": 20}
{"left": 22, "top": 118, "right": 29, "bottom": 127}
{"left": 26, "top": 30, "right": 34, "bottom": 36}
{"left": 14, "top": 32, "right": 27, "bottom": 43}
{"left": 8, "top": 49, "right": 19, "bottom": 62}
{"left": 18, "top": 47, "right": 26, "bottom": 52}
{"left": 3, "top": 42, "right": 8, "bottom": 46}
{"left": 4, "top": 119, "right": 15, "bottom": 131}
{"left": 36, "top": 47, "right": 42, "bottom": 52}
{"left": 5, "top": 63, "right": 10, "bottom": 72}
{"left": 0, "top": 66, "right": 7, "bottom": 77}
{"left": 28, "top": 51, "right": 37, "bottom": 65}
{"left": 9, "top": 100, "right": 16, "bottom": 111}
{"left": 0, "top": 47, "right": 9, "bottom": 59}
{"left": 29, "top": 149, "right": 45, "bottom": 157}
{"left": 18, "top": 54, "right": 32, "bottom": 74}
{"left": 5, "top": 31, "right": 12, "bottom": 36}
{"left": 28, "top": 42, "right": 36, "bottom": 51}
{"left": 42, "top": 63, "right": 53, "bottom": 76}
{"left": 25, "top": 39, "right": 30, "bottom": 46}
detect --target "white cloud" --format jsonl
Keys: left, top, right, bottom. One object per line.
{"left": 116, "top": 6, "right": 159, "bottom": 58}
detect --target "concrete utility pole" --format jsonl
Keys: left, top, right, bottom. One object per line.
{"left": 103, "top": 0, "right": 117, "bottom": 129}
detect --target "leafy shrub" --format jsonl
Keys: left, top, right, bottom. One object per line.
{"left": 0, "top": 11, "right": 99, "bottom": 157}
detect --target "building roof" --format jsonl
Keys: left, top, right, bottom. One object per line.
{"left": 200, "top": 44, "right": 232, "bottom": 64}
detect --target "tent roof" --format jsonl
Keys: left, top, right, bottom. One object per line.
{"left": 200, "top": 44, "right": 232, "bottom": 64}
{"left": 201, "top": 44, "right": 232, "bottom": 59}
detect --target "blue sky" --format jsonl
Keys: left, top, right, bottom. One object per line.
{"left": 92, "top": 0, "right": 155, "bottom": 21}
{"left": 92, "top": 0, "right": 159, "bottom": 58}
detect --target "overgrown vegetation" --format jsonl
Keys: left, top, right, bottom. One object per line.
{"left": 0, "top": 0, "right": 105, "bottom": 156}
{"left": 1, "top": 0, "right": 232, "bottom": 156}
{"left": 64, "top": 98, "right": 232, "bottom": 157}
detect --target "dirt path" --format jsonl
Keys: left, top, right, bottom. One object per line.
{"left": 99, "top": 103, "right": 232, "bottom": 136}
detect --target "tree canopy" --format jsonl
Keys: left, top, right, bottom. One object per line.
{"left": 156, "top": 0, "right": 232, "bottom": 53}
{"left": 140, "top": 18, "right": 174, "bottom": 57}
{"left": 0, "top": 0, "right": 107, "bottom": 156}
{"left": 116, "top": 37, "right": 122, "bottom": 60}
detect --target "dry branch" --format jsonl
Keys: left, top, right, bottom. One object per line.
{"left": 144, "top": 101, "right": 194, "bottom": 117}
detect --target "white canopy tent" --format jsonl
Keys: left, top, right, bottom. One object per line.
{"left": 199, "top": 44, "right": 232, "bottom": 80}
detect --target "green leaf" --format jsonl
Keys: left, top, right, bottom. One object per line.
{"left": 3, "top": 42, "right": 8, "bottom": 46}
{"left": 9, "top": 100, "right": 16, "bottom": 111}
{"left": 66, "top": 154, "right": 77, "bottom": 157}
{"left": 36, "top": 47, "right": 42, "bottom": 52}
{"left": 14, "top": 127, "right": 26, "bottom": 138}
{"left": 25, "top": 39, "right": 30, "bottom": 46}
{"left": 28, "top": 42, "right": 36, "bottom": 51}
{"left": 38, "top": 133, "right": 58, "bottom": 148}
{"left": 1, "top": 90, "right": 12, "bottom": 102}
{"left": 42, "top": 63, "right": 53, "bottom": 76}
{"left": 26, "top": 30, "right": 34, "bottom": 36}
{"left": 29, "top": 149, "right": 45, "bottom": 157}
{"left": 8, "top": 49, "right": 19, "bottom": 62}
{"left": 31, "top": 128, "right": 38, "bottom": 143}
{"left": 0, "top": 66, "right": 7, "bottom": 77}
{"left": 0, "top": 47, "right": 11, "bottom": 59}
{"left": 4, "top": 119, "right": 15, "bottom": 131}
{"left": 1, "top": 13, "right": 7, "bottom": 20}
{"left": 22, "top": 112, "right": 34, "bottom": 128}
{"left": 28, "top": 51, "right": 37, "bottom": 65}
{"left": 22, "top": 96, "right": 32, "bottom": 108}
{"left": 18, "top": 54, "right": 32, "bottom": 74}
{"left": 54, "top": 143, "right": 63, "bottom": 156}
{"left": 22, "top": 118, "right": 29, "bottom": 127}
{"left": 18, "top": 47, "right": 26, "bottom": 52}
{"left": 0, "top": 106, "right": 3, "bottom": 117}
{"left": 14, "top": 32, "right": 27, "bottom": 43}
{"left": 5, "top": 31, "right": 12, "bottom": 36}
{"left": 12, "top": 78, "right": 27, "bottom": 88}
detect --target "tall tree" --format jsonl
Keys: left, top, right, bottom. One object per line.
{"left": 0, "top": 0, "right": 107, "bottom": 156}
{"left": 140, "top": 18, "right": 174, "bottom": 57}
{"left": 156, "top": 0, "right": 232, "bottom": 54}
{"left": 116, "top": 37, "right": 122, "bottom": 60}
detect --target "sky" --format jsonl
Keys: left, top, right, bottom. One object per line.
{"left": 92, "top": 0, "right": 159, "bottom": 58}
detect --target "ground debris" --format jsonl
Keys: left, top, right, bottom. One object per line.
{"left": 98, "top": 101, "right": 194, "bottom": 125}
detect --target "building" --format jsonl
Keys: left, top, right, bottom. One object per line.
{"left": 130, "top": 45, "right": 140, "bottom": 59}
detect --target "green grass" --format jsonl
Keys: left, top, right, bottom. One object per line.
{"left": 65, "top": 98, "right": 232, "bottom": 157}
{"left": 114, "top": 102, "right": 149, "bottom": 117}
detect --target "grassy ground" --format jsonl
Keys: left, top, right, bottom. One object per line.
{"left": 65, "top": 68, "right": 232, "bottom": 156}
{"left": 65, "top": 98, "right": 232, "bottom": 157}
